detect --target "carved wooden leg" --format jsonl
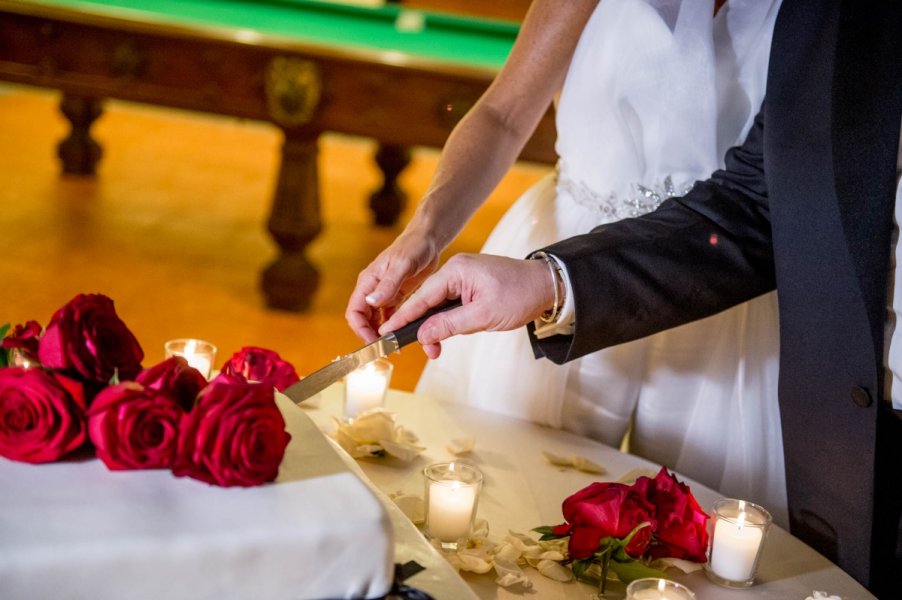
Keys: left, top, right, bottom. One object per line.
{"left": 57, "top": 94, "right": 103, "bottom": 175}
{"left": 369, "top": 143, "right": 411, "bottom": 227}
{"left": 261, "top": 131, "right": 322, "bottom": 311}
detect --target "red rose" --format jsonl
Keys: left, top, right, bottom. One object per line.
{"left": 87, "top": 382, "right": 184, "bottom": 470}
{"left": 173, "top": 378, "right": 291, "bottom": 487}
{"left": 220, "top": 346, "right": 299, "bottom": 392}
{"left": 207, "top": 372, "right": 247, "bottom": 387}
{"left": 0, "top": 367, "right": 87, "bottom": 463}
{"left": 38, "top": 293, "right": 144, "bottom": 385}
{"left": 136, "top": 357, "right": 207, "bottom": 411}
{"left": 2, "top": 320, "right": 42, "bottom": 364}
{"left": 557, "top": 481, "right": 656, "bottom": 559}
{"left": 637, "top": 468, "right": 710, "bottom": 562}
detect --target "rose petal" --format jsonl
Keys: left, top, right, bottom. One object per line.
{"left": 493, "top": 557, "right": 532, "bottom": 589}
{"left": 379, "top": 438, "right": 422, "bottom": 462}
{"left": 536, "top": 559, "right": 573, "bottom": 582}
{"left": 389, "top": 493, "right": 425, "bottom": 524}
{"left": 447, "top": 436, "right": 476, "bottom": 455}
{"left": 456, "top": 550, "right": 494, "bottom": 574}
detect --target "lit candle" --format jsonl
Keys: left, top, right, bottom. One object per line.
{"left": 344, "top": 359, "right": 392, "bottom": 420}
{"left": 427, "top": 480, "right": 476, "bottom": 541}
{"left": 423, "top": 462, "right": 483, "bottom": 551}
{"left": 706, "top": 499, "right": 771, "bottom": 587}
{"left": 626, "top": 578, "right": 695, "bottom": 600}
{"left": 164, "top": 338, "right": 217, "bottom": 379}
{"left": 10, "top": 348, "right": 34, "bottom": 369}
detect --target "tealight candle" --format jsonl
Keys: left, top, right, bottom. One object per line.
{"left": 343, "top": 359, "right": 392, "bottom": 420}
{"left": 423, "top": 462, "right": 483, "bottom": 551}
{"left": 164, "top": 338, "right": 217, "bottom": 380}
{"left": 706, "top": 499, "right": 771, "bottom": 588}
{"left": 626, "top": 578, "right": 696, "bottom": 600}
{"left": 9, "top": 348, "right": 34, "bottom": 369}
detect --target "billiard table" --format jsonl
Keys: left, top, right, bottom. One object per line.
{"left": 0, "top": 0, "right": 556, "bottom": 311}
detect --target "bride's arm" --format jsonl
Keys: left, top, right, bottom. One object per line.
{"left": 346, "top": 0, "right": 600, "bottom": 342}
{"left": 412, "top": 0, "right": 599, "bottom": 250}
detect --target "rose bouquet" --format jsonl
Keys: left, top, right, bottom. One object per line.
{"left": 0, "top": 293, "right": 299, "bottom": 487}
{"left": 534, "top": 467, "right": 709, "bottom": 591}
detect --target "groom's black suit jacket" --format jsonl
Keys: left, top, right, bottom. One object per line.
{"left": 532, "top": 1, "right": 902, "bottom": 594}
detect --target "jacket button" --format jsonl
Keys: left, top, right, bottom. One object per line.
{"left": 851, "top": 386, "right": 872, "bottom": 408}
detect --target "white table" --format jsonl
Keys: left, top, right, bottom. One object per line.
{"left": 304, "top": 386, "right": 874, "bottom": 600}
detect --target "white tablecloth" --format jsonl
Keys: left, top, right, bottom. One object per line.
{"left": 0, "top": 395, "right": 396, "bottom": 600}
{"left": 305, "top": 385, "right": 874, "bottom": 600}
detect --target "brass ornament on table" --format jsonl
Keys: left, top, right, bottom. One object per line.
{"left": 265, "top": 56, "right": 322, "bottom": 127}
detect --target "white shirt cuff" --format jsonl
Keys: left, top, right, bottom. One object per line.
{"left": 532, "top": 254, "right": 575, "bottom": 339}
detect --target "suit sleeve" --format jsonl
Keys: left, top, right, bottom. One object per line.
{"left": 531, "top": 108, "right": 776, "bottom": 364}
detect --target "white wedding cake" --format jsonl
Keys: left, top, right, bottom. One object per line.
{"left": 0, "top": 395, "right": 395, "bottom": 599}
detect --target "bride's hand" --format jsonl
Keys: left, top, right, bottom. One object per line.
{"left": 346, "top": 226, "right": 441, "bottom": 343}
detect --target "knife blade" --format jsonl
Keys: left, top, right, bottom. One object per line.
{"left": 283, "top": 298, "right": 462, "bottom": 405}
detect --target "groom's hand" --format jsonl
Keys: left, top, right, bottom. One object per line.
{"left": 377, "top": 253, "right": 555, "bottom": 359}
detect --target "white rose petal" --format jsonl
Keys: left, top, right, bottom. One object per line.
{"left": 493, "top": 542, "right": 523, "bottom": 565}
{"left": 616, "top": 467, "right": 658, "bottom": 485}
{"left": 456, "top": 549, "right": 494, "bottom": 574}
{"left": 537, "top": 559, "right": 574, "bottom": 582}
{"left": 650, "top": 557, "right": 705, "bottom": 574}
{"left": 471, "top": 518, "right": 490, "bottom": 541}
{"left": 345, "top": 410, "right": 395, "bottom": 443}
{"left": 390, "top": 493, "right": 424, "bottom": 524}
{"left": 379, "top": 438, "right": 422, "bottom": 462}
{"left": 542, "top": 450, "right": 605, "bottom": 474}
{"left": 804, "top": 592, "right": 842, "bottom": 600}
{"left": 569, "top": 455, "right": 606, "bottom": 474}
{"left": 447, "top": 436, "right": 476, "bottom": 455}
{"left": 493, "top": 557, "right": 533, "bottom": 589}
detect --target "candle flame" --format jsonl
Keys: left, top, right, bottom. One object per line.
{"left": 185, "top": 339, "right": 198, "bottom": 354}
{"left": 736, "top": 500, "right": 748, "bottom": 529}
{"left": 657, "top": 579, "right": 666, "bottom": 592}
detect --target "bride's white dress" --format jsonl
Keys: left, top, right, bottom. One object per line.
{"left": 416, "top": 0, "right": 788, "bottom": 527}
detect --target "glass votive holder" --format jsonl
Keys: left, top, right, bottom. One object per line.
{"left": 423, "top": 461, "right": 483, "bottom": 552}
{"left": 706, "top": 498, "right": 772, "bottom": 588}
{"left": 9, "top": 347, "right": 36, "bottom": 369}
{"left": 343, "top": 358, "right": 393, "bottom": 421}
{"left": 626, "top": 578, "right": 696, "bottom": 600}
{"left": 164, "top": 338, "right": 217, "bottom": 380}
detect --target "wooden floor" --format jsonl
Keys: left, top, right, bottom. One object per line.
{"left": 0, "top": 85, "right": 550, "bottom": 390}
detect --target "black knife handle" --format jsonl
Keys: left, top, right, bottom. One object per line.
{"left": 391, "top": 298, "right": 463, "bottom": 348}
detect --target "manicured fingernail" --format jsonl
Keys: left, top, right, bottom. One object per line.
{"left": 365, "top": 292, "right": 382, "bottom": 305}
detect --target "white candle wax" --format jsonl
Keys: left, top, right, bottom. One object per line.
{"left": 709, "top": 512, "right": 764, "bottom": 582}
{"left": 182, "top": 352, "right": 212, "bottom": 380}
{"left": 427, "top": 480, "right": 477, "bottom": 542}
{"left": 165, "top": 339, "right": 216, "bottom": 379}
{"left": 628, "top": 578, "right": 695, "bottom": 600}
{"left": 345, "top": 363, "right": 388, "bottom": 418}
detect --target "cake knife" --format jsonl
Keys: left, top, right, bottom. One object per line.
{"left": 283, "top": 298, "right": 462, "bottom": 405}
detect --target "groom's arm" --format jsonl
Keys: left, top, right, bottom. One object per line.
{"left": 532, "top": 108, "right": 776, "bottom": 364}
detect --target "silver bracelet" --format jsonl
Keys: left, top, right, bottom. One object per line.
{"left": 534, "top": 252, "right": 564, "bottom": 324}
